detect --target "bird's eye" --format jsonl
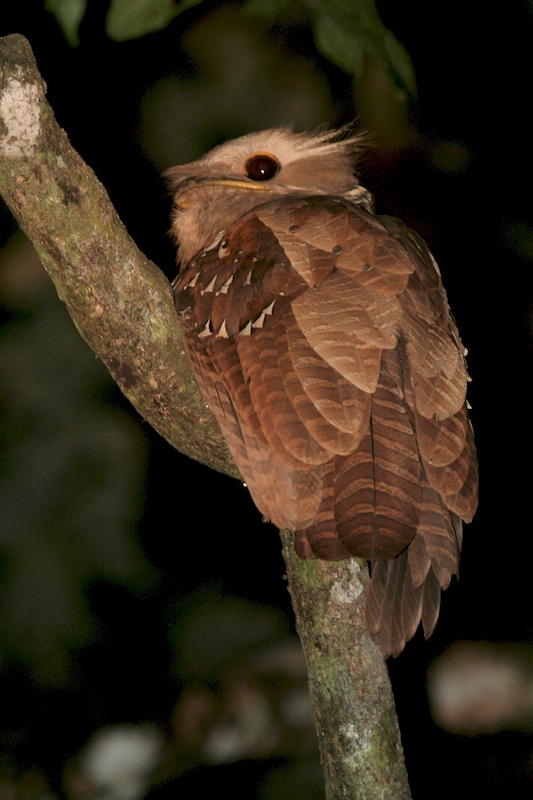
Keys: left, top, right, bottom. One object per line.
{"left": 244, "top": 153, "right": 280, "bottom": 182}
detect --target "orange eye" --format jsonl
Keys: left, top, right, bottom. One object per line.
{"left": 244, "top": 153, "right": 280, "bottom": 181}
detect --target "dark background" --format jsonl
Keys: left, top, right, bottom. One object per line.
{"left": 1, "top": 2, "right": 532, "bottom": 798}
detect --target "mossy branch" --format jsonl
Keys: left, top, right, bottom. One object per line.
{"left": 0, "top": 34, "right": 411, "bottom": 799}
{"left": 0, "top": 33, "right": 234, "bottom": 475}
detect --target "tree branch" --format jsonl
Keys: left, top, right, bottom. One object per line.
{"left": 0, "top": 34, "right": 411, "bottom": 799}
{"left": 280, "top": 531, "right": 411, "bottom": 798}
{"left": 0, "top": 32, "right": 235, "bottom": 477}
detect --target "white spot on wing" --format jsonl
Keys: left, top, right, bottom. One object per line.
{"left": 185, "top": 272, "right": 199, "bottom": 289}
{"left": 217, "top": 320, "right": 229, "bottom": 338}
{"left": 252, "top": 311, "right": 266, "bottom": 329}
{"left": 201, "top": 275, "right": 217, "bottom": 294}
{"left": 197, "top": 320, "right": 212, "bottom": 338}
{"left": 217, "top": 275, "right": 233, "bottom": 295}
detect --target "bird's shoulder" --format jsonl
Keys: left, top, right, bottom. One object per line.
{"left": 173, "top": 194, "right": 419, "bottom": 314}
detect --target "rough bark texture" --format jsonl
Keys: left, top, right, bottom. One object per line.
{"left": 0, "top": 33, "right": 235, "bottom": 477}
{"left": 280, "top": 530, "right": 411, "bottom": 798}
{"left": 0, "top": 34, "right": 412, "bottom": 799}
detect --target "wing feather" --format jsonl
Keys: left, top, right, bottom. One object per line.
{"left": 280, "top": 309, "right": 371, "bottom": 451}
{"left": 173, "top": 193, "right": 478, "bottom": 658}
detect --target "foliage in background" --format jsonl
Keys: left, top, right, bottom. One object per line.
{"left": 45, "top": 0, "right": 86, "bottom": 45}
{"left": 244, "top": 0, "right": 416, "bottom": 96}
{"left": 45, "top": 0, "right": 416, "bottom": 98}
{"left": 45, "top": 0, "right": 202, "bottom": 44}
{"left": 0, "top": 236, "right": 156, "bottom": 683}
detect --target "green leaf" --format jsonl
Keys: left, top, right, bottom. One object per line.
{"left": 311, "top": 0, "right": 417, "bottom": 97}
{"left": 106, "top": 0, "right": 204, "bottom": 42}
{"left": 45, "top": 0, "right": 88, "bottom": 47}
{"left": 383, "top": 29, "right": 417, "bottom": 97}
{"left": 312, "top": 7, "right": 366, "bottom": 77}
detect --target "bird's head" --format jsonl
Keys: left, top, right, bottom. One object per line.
{"left": 166, "top": 126, "right": 369, "bottom": 265}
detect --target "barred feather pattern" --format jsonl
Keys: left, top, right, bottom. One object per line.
{"left": 171, "top": 141, "right": 478, "bottom": 658}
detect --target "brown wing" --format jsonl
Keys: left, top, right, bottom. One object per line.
{"left": 173, "top": 195, "right": 478, "bottom": 657}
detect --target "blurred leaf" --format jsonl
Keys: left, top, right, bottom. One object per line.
{"left": 311, "top": 0, "right": 416, "bottom": 96}
{"left": 0, "top": 236, "right": 155, "bottom": 684}
{"left": 312, "top": 4, "right": 366, "bottom": 77}
{"left": 169, "top": 590, "right": 290, "bottom": 682}
{"left": 245, "top": 0, "right": 417, "bottom": 97}
{"left": 242, "top": 0, "right": 295, "bottom": 20}
{"left": 45, "top": 0, "right": 87, "bottom": 46}
{"left": 106, "top": 0, "right": 204, "bottom": 42}
{"left": 382, "top": 28, "right": 417, "bottom": 96}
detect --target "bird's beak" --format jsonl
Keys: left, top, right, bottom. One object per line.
{"left": 201, "top": 178, "right": 270, "bottom": 191}
{"left": 171, "top": 176, "right": 270, "bottom": 209}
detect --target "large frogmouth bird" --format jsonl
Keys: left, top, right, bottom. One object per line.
{"left": 167, "top": 127, "right": 478, "bottom": 658}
